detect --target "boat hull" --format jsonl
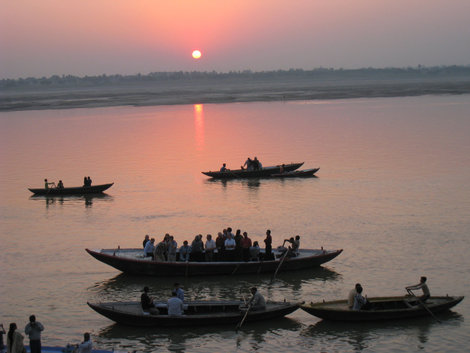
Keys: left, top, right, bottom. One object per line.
{"left": 202, "top": 162, "right": 304, "bottom": 179}
{"left": 86, "top": 248, "right": 343, "bottom": 277}
{"left": 300, "top": 296, "right": 464, "bottom": 321}
{"left": 271, "top": 168, "right": 320, "bottom": 178}
{"left": 28, "top": 183, "right": 113, "bottom": 195}
{"left": 88, "top": 300, "right": 299, "bottom": 327}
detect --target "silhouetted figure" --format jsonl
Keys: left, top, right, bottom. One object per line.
{"left": 25, "top": 315, "right": 44, "bottom": 353}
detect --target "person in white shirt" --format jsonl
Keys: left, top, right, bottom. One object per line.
{"left": 205, "top": 234, "right": 216, "bottom": 261}
{"left": 77, "top": 333, "right": 92, "bottom": 353}
{"left": 248, "top": 287, "right": 266, "bottom": 311}
{"left": 143, "top": 238, "right": 155, "bottom": 259}
{"left": 224, "top": 234, "right": 236, "bottom": 261}
{"left": 167, "top": 292, "right": 184, "bottom": 316}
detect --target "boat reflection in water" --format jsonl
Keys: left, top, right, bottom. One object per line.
{"left": 301, "top": 311, "right": 463, "bottom": 352}
{"left": 30, "top": 193, "right": 113, "bottom": 208}
{"left": 97, "top": 314, "right": 302, "bottom": 353}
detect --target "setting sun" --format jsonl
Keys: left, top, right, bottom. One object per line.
{"left": 192, "top": 50, "right": 202, "bottom": 59}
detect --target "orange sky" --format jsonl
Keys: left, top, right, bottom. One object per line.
{"left": 1, "top": 0, "right": 470, "bottom": 78}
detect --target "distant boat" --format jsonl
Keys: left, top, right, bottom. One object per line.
{"left": 300, "top": 295, "right": 464, "bottom": 321}
{"left": 87, "top": 300, "right": 300, "bottom": 327}
{"left": 202, "top": 162, "right": 304, "bottom": 179}
{"left": 28, "top": 183, "right": 114, "bottom": 195}
{"left": 271, "top": 168, "right": 320, "bottom": 178}
{"left": 85, "top": 248, "right": 343, "bottom": 277}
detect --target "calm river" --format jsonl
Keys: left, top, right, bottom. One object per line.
{"left": 1, "top": 95, "right": 469, "bottom": 352}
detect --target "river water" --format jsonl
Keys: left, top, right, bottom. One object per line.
{"left": 1, "top": 95, "right": 469, "bottom": 352}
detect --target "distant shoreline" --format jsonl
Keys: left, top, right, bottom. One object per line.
{"left": 2, "top": 67, "right": 470, "bottom": 112}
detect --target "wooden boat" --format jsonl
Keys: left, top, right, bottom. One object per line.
{"left": 271, "top": 168, "right": 320, "bottom": 178}
{"left": 300, "top": 295, "right": 464, "bottom": 321}
{"left": 28, "top": 183, "right": 113, "bottom": 195}
{"left": 87, "top": 300, "right": 300, "bottom": 327}
{"left": 202, "top": 162, "right": 304, "bottom": 179}
{"left": 85, "top": 248, "right": 343, "bottom": 277}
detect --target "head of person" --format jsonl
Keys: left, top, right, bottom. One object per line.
{"left": 145, "top": 234, "right": 149, "bottom": 240}
{"left": 29, "top": 315, "right": 36, "bottom": 323}
{"left": 295, "top": 235, "right": 300, "bottom": 240}
{"left": 243, "top": 232, "right": 248, "bottom": 238}
{"left": 290, "top": 237, "right": 294, "bottom": 242}
{"left": 223, "top": 163, "right": 226, "bottom": 167}
{"left": 250, "top": 287, "right": 257, "bottom": 294}
{"left": 8, "top": 323, "right": 17, "bottom": 332}
{"left": 183, "top": 240, "right": 188, "bottom": 246}
{"left": 174, "top": 282, "right": 180, "bottom": 288}
{"left": 420, "top": 276, "right": 427, "bottom": 283}
{"left": 356, "top": 285, "right": 363, "bottom": 294}
{"left": 44, "top": 179, "right": 47, "bottom": 182}
{"left": 355, "top": 283, "right": 362, "bottom": 291}
{"left": 227, "top": 227, "right": 232, "bottom": 233}
{"left": 150, "top": 238, "right": 155, "bottom": 243}
{"left": 266, "top": 229, "right": 271, "bottom": 236}
{"left": 253, "top": 241, "right": 259, "bottom": 247}
{"left": 206, "top": 234, "right": 212, "bottom": 240}
{"left": 143, "top": 286, "right": 149, "bottom": 293}
{"left": 217, "top": 232, "right": 223, "bottom": 238}
{"left": 83, "top": 332, "right": 90, "bottom": 342}
{"left": 236, "top": 229, "right": 241, "bottom": 236}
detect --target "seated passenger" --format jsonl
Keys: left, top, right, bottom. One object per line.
{"left": 190, "top": 234, "right": 204, "bottom": 262}
{"left": 57, "top": 180, "right": 64, "bottom": 189}
{"left": 143, "top": 238, "right": 155, "bottom": 259}
{"left": 353, "top": 284, "right": 371, "bottom": 310}
{"left": 179, "top": 241, "right": 191, "bottom": 262}
{"left": 167, "top": 291, "right": 184, "bottom": 316}
{"left": 248, "top": 287, "right": 266, "bottom": 311}
{"left": 220, "top": 163, "right": 227, "bottom": 172}
{"left": 141, "top": 287, "right": 159, "bottom": 315}
{"left": 249, "top": 241, "right": 260, "bottom": 261}
{"left": 348, "top": 283, "right": 362, "bottom": 309}
{"left": 205, "top": 234, "right": 216, "bottom": 262}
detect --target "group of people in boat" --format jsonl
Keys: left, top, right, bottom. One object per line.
{"left": 140, "top": 284, "right": 266, "bottom": 316}
{"left": 142, "top": 229, "right": 301, "bottom": 263}
{"left": 44, "top": 178, "right": 64, "bottom": 190}
{"left": 347, "top": 277, "right": 431, "bottom": 311}
{"left": 42, "top": 176, "right": 93, "bottom": 190}
{"left": 219, "top": 157, "right": 263, "bottom": 172}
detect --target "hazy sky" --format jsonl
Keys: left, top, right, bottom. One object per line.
{"left": 1, "top": 0, "right": 470, "bottom": 79}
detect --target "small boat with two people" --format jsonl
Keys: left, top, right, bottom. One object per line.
{"left": 87, "top": 299, "right": 300, "bottom": 327}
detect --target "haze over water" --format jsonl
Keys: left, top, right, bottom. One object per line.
{"left": 1, "top": 94, "right": 469, "bottom": 352}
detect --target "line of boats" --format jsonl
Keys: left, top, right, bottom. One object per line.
{"left": 85, "top": 245, "right": 463, "bottom": 327}
{"left": 26, "top": 161, "right": 318, "bottom": 196}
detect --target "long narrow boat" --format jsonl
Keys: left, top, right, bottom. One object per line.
{"left": 28, "top": 183, "right": 113, "bottom": 195}
{"left": 88, "top": 300, "right": 300, "bottom": 327}
{"left": 202, "top": 162, "right": 304, "bottom": 179}
{"left": 271, "top": 168, "right": 320, "bottom": 178}
{"left": 85, "top": 248, "right": 343, "bottom": 277}
{"left": 300, "top": 295, "right": 464, "bottom": 321}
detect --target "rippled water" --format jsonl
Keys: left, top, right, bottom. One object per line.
{"left": 1, "top": 95, "right": 469, "bottom": 352}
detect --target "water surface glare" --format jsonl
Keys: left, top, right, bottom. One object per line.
{"left": 0, "top": 95, "right": 469, "bottom": 352}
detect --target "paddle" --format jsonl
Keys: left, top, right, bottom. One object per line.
{"left": 406, "top": 288, "right": 441, "bottom": 323}
{"left": 236, "top": 301, "right": 252, "bottom": 331}
{"left": 271, "top": 247, "right": 289, "bottom": 282}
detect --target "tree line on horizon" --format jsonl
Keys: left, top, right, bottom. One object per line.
{"left": 2, "top": 65, "right": 470, "bottom": 89}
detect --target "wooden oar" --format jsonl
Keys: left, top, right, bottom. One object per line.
{"left": 406, "top": 289, "right": 441, "bottom": 323}
{"left": 271, "top": 248, "right": 289, "bottom": 282}
{"left": 236, "top": 302, "right": 252, "bottom": 331}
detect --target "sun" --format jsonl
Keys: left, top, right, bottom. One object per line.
{"left": 192, "top": 50, "right": 202, "bottom": 59}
